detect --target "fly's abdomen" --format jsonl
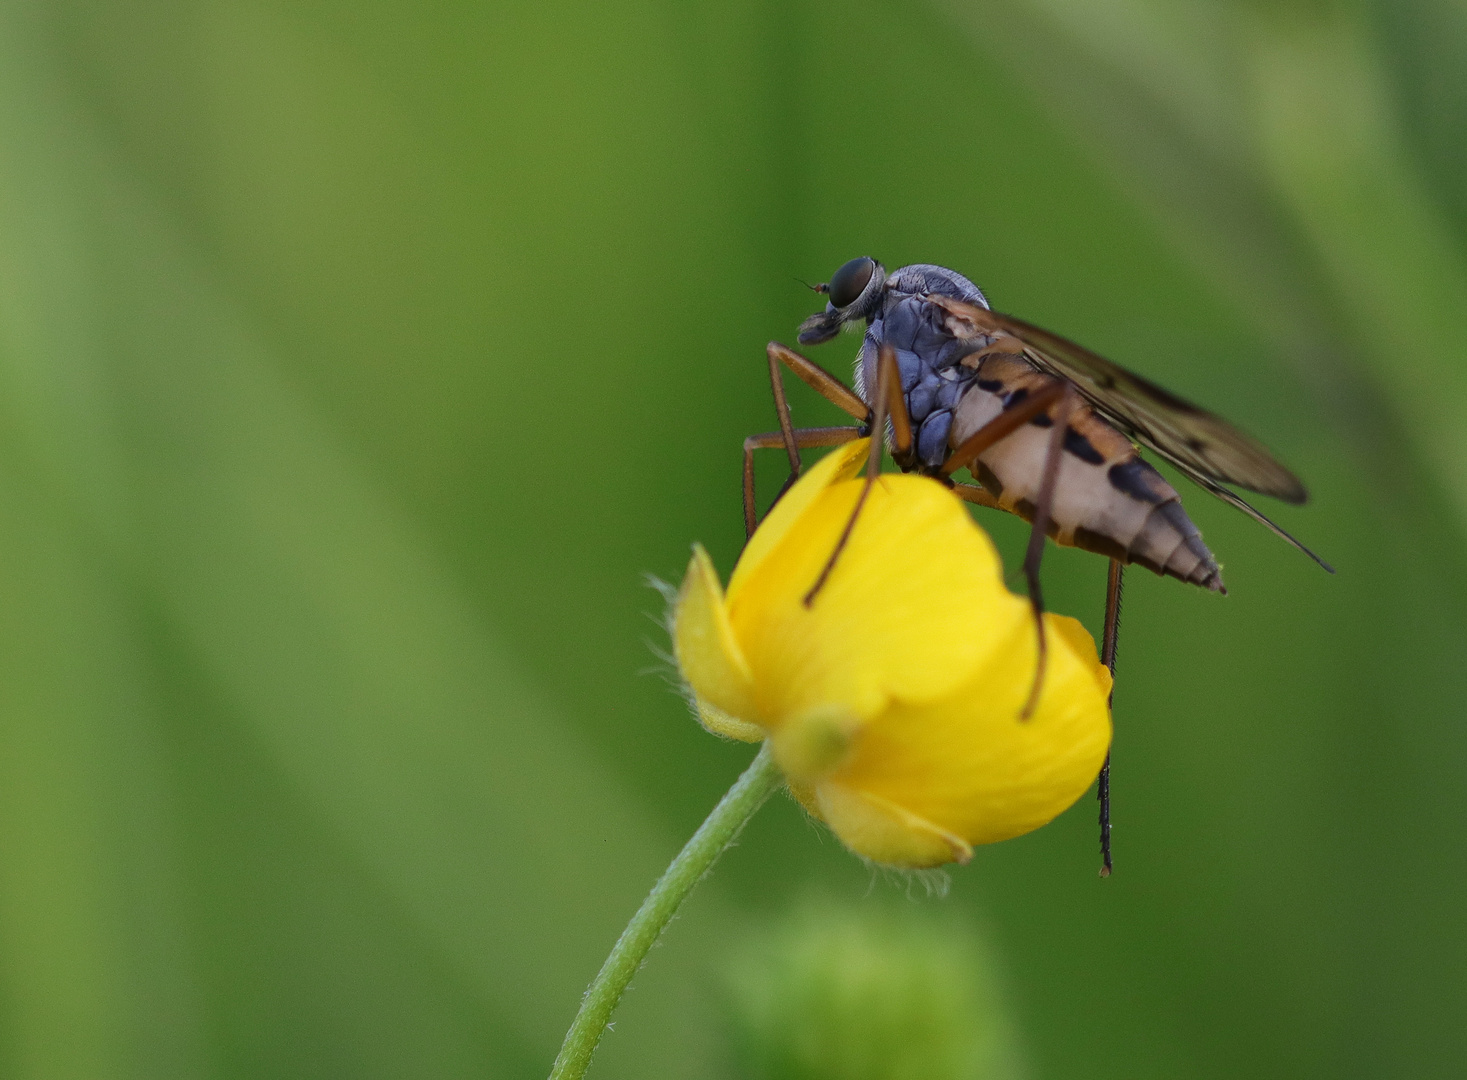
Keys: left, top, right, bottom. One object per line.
{"left": 950, "top": 356, "right": 1225, "bottom": 593}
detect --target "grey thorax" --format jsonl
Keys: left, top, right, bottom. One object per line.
{"left": 798, "top": 261, "right": 999, "bottom": 469}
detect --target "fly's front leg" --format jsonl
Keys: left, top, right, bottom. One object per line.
{"left": 765, "top": 341, "right": 870, "bottom": 482}
{"left": 766, "top": 342, "right": 869, "bottom": 424}
{"left": 752, "top": 342, "right": 873, "bottom": 531}
{"left": 1098, "top": 557, "right": 1124, "bottom": 877}
{"left": 744, "top": 427, "right": 863, "bottom": 537}
{"left": 803, "top": 344, "right": 911, "bottom": 606}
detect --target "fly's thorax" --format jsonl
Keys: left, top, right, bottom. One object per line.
{"left": 856, "top": 290, "right": 992, "bottom": 469}
{"left": 882, "top": 265, "right": 989, "bottom": 309}
{"left": 856, "top": 325, "right": 984, "bottom": 469}
{"left": 951, "top": 355, "right": 1224, "bottom": 591}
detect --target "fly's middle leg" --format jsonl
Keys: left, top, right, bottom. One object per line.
{"left": 951, "top": 482, "right": 1001, "bottom": 510}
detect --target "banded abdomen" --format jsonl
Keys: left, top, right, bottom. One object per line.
{"left": 951, "top": 353, "right": 1224, "bottom": 593}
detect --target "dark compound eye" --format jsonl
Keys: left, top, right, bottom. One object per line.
{"left": 827, "top": 257, "right": 876, "bottom": 309}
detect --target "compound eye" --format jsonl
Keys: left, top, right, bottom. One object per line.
{"left": 827, "top": 257, "right": 876, "bottom": 309}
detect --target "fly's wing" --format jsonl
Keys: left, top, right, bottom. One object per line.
{"left": 927, "top": 294, "right": 1308, "bottom": 504}
{"left": 1166, "top": 459, "right": 1334, "bottom": 572}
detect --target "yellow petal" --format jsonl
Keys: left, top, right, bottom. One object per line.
{"left": 828, "top": 610, "right": 1112, "bottom": 851}
{"left": 694, "top": 699, "right": 765, "bottom": 743}
{"left": 813, "top": 783, "right": 973, "bottom": 868}
{"left": 673, "top": 545, "right": 761, "bottom": 724}
{"left": 728, "top": 473, "right": 1024, "bottom": 728}
{"left": 727, "top": 438, "right": 872, "bottom": 606}
{"left": 769, "top": 703, "right": 859, "bottom": 781}
{"left": 1050, "top": 613, "right": 1114, "bottom": 697}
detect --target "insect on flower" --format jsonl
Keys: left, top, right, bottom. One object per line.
{"left": 744, "top": 258, "right": 1333, "bottom": 874}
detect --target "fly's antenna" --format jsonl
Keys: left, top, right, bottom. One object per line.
{"left": 795, "top": 277, "right": 829, "bottom": 294}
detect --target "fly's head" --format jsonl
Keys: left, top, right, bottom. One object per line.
{"left": 797, "top": 257, "right": 887, "bottom": 345}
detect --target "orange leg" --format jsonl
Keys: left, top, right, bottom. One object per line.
{"left": 803, "top": 344, "right": 911, "bottom": 606}
{"left": 743, "top": 427, "right": 862, "bottom": 538}
{"left": 938, "top": 379, "right": 1067, "bottom": 478}
{"left": 1018, "top": 384, "right": 1081, "bottom": 718}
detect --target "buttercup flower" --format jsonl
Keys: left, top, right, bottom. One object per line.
{"left": 674, "top": 439, "right": 1112, "bottom": 869}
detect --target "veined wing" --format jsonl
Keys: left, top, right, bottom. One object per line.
{"left": 927, "top": 294, "right": 1308, "bottom": 504}
{"left": 1164, "top": 457, "right": 1334, "bottom": 573}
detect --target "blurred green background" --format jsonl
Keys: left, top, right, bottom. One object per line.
{"left": 1, "top": 0, "right": 1465, "bottom": 1076}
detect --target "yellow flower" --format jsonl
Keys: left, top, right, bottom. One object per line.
{"left": 673, "top": 440, "right": 1112, "bottom": 869}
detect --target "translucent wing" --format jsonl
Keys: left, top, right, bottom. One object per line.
{"left": 1162, "top": 456, "right": 1333, "bottom": 573}
{"left": 927, "top": 295, "right": 1308, "bottom": 504}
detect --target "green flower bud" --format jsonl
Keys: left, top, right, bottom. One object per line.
{"left": 725, "top": 900, "right": 1023, "bottom": 1080}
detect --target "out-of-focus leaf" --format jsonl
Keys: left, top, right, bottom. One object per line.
{"left": 1245, "top": 10, "right": 1467, "bottom": 514}
{"left": 0, "top": 5, "right": 743, "bottom": 1075}
{"left": 1370, "top": 0, "right": 1467, "bottom": 249}
{"left": 941, "top": 0, "right": 1467, "bottom": 551}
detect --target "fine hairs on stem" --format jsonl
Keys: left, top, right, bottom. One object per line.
{"left": 547, "top": 743, "right": 783, "bottom": 1080}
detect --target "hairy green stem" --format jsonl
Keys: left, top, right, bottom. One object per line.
{"left": 547, "top": 743, "right": 782, "bottom": 1080}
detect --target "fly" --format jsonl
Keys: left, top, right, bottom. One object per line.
{"left": 743, "top": 257, "right": 1332, "bottom": 875}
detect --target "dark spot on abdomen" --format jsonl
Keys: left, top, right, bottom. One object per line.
{"left": 1153, "top": 499, "right": 1202, "bottom": 540}
{"left": 1073, "top": 526, "right": 1129, "bottom": 562}
{"left": 1011, "top": 498, "right": 1062, "bottom": 537}
{"left": 1063, "top": 427, "right": 1104, "bottom": 464}
{"left": 1108, "top": 459, "right": 1166, "bottom": 504}
{"left": 1000, "top": 386, "right": 1053, "bottom": 426}
{"left": 976, "top": 462, "right": 1004, "bottom": 498}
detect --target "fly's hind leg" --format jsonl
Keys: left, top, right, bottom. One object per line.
{"left": 1098, "top": 557, "right": 1124, "bottom": 877}
{"left": 1017, "top": 385, "right": 1080, "bottom": 717}
{"left": 936, "top": 379, "right": 1076, "bottom": 718}
{"left": 956, "top": 396, "right": 1123, "bottom": 858}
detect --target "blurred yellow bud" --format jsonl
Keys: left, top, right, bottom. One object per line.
{"left": 674, "top": 439, "right": 1112, "bottom": 869}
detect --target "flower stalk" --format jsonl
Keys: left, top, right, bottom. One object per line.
{"left": 547, "top": 743, "right": 782, "bottom": 1080}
